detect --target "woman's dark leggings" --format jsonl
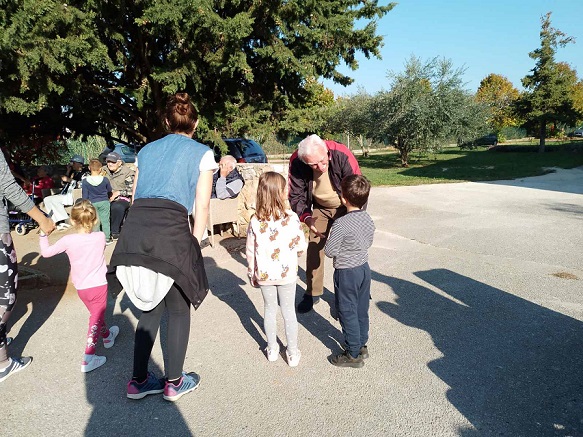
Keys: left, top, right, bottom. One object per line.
{"left": 133, "top": 283, "right": 191, "bottom": 381}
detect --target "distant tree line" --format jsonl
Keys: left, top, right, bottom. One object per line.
{"left": 1, "top": 4, "right": 581, "bottom": 166}
{"left": 320, "top": 11, "right": 583, "bottom": 165}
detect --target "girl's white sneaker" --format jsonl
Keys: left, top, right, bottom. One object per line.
{"left": 286, "top": 349, "right": 301, "bottom": 367}
{"left": 81, "top": 355, "right": 106, "bottom": 373}
{"left": 266, "top": 345, "right": 279, "bottom": 362}
{"left": 103, "top": 326, "right": 119, "bottom": 349}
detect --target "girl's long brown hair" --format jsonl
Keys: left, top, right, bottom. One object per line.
{"left": 255, "top": 172, "right": 288, "bottom": 222}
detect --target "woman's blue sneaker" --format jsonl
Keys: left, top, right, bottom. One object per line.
{"left": 163, "top": 372, "right": 201, "bottom": 402}
{"left": 0, "top": 356, "right": 32, "bottom": 383}
{"left": 127, "top": 371, "right": 165, "bottom": 399}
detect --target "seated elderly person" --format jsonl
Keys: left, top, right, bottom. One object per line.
{"left": 43, "top": 155, "right": 87, "bottom": 230}
{"left": 198, "top": 155, "right": 244, "bottom": 248}
{"left": 212, "top": 155, "right": 244, "bottom": 199}
{"left": 24, "top": 165, "right": 55, "bottom": 204}
{"left": 102, "top": 151, "right": 135, "bottom": 240}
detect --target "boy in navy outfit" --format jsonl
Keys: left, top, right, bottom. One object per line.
{"left": 324, "top": 175, "right": 375, "bottom": 368}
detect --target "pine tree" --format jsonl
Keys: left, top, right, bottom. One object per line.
{"left": 519, "top": 12, "right": 580, "bottom": 152}
{"left": 0, "top": 0, "right": 395, "bottom": 160}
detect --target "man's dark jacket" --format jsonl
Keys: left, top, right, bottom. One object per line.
{"left": 288, "top": 140, "right": 360, "bottom": 223}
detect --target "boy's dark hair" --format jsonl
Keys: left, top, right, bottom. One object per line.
{"left": 341, "top": 174, "right": 371, "bottom": 208}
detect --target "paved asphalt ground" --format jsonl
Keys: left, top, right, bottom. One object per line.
{"left": 4, "top": 167, "right": 583, "bottom": 436}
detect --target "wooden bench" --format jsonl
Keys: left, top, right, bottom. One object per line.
{"left": 207, "top": 197, "right": 240, "bottom": 247}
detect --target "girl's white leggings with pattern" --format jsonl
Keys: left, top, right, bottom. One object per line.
{"left": 260, "top": 282, "right": 298, "bottom": 355}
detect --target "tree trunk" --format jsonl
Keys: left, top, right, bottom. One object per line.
{"left": 538, "top": 120, "right": 546, "bottom": 153}
{"left": 397, "top": 137, "right": 409, "bottom": 167}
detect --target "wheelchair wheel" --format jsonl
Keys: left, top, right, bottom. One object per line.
{"left": 15, "top": 224, "right": 27, "bottom": 236}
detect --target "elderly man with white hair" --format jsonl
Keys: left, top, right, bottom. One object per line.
{"left": 196, "top": 155, "right": 245, "bottom": 249}
{"left": 212, "top": 155, "right": 244, "bottom": 199}
{"left": 288, "top": 134, "right": 361, "bottom": 313}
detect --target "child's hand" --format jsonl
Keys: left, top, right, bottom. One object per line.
{"left": 247, "top": 272, "right": 259, "bottom": 288}
{"left": 305, "top": 217, "right": 325, "bottom": 239}
{"left": 38, "top": 216, "right": 56, "bottom": 236}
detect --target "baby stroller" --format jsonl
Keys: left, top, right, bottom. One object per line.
{"left": 8, "top": 180, "right": 41, "bottom": 235}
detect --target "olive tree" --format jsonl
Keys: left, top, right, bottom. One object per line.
{"left": 372, "top": 56, "right": 487, "bottom": 166}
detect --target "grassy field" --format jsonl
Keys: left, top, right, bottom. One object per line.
{"left": 358, "top": 144, "right": 583, "bottom": 186}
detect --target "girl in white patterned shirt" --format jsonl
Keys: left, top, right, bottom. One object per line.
{"left": 246, "top": 172, "right": 307, "bottom": 366}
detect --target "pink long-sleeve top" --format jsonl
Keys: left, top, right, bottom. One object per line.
{"left": 40, "top": 232, "right": 107, "bottom": 290}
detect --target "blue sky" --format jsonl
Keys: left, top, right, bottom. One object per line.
{"left": 322, "top": 0, "right": 583, "bottom": 97}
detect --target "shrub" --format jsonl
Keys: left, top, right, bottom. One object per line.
{"left": 499, "top": 126, "right": 526, "bottom": 140}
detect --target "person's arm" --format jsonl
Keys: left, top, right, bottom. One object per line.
{"left": 61, "top": 164, "right": 74, "bottom": 183}
{"left": 106, "top": 179, "right": 112, "bottom": 197}
{"left": 131, "top": 167, "right": 139, "bottom": 203}
{"left": 122, "top": 167, "right": 135, "bottom": 197}
{"left": 39, "top": 234, "right": 67, "bottom": 257}
{"left": 0, "top": 154, "right": 55, "bottom": 234}
{"left": 82, "top": 183, "right": 88, "bottom": 199}
{"left": 288, "top": 154, "right": 324, "bottom": 238}
{"left": 28, "top": 207, "right": 56, "bottom": 235}
{"left": 288, "top": 155, "right": 311, "bottom": 220}
{"left": 324, "top": 221, "right": 344, "bottom": 259}
{"left": 245, "top": 220, "right": 259, "bottom": 287}
{"left": 214, "top": 177, "right": 243, "bottom": 199}
{"left": 294, "top": 215, "right": 308, "bottom": 255}
{"left": 192, "top": 169, "right": 213, "bottom": 241}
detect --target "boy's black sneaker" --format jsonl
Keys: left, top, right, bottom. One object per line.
{"left": 330, "top": 350, "right": 364, "bottom": 368}
{"left": 344, "top": 345, "right": 369, "bottom": 359}
{"left": 297, "top": 294, "right": 320, "bottom": 313}
{"left": 358, "top": 345, "right": 369, "bottom": 359}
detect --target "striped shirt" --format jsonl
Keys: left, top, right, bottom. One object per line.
{"left": 324, "top": 209, "right": 375, "bottom": 269}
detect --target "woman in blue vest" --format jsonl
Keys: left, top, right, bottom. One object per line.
{"left": 111, "top": 93, "right": 217, "bottom": 402}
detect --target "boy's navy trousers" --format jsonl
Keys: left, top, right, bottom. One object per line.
{"left": 334, "top": 262, "right": 371, "bottom": 358}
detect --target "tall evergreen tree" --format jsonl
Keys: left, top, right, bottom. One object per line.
{"left": 518, "top": 12, "right": 580, "bottom": 152}
{"left": 0, "top": 0, "right": 395, "bottom": 159}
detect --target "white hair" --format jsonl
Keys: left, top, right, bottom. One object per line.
{"left": 220, "top": 154, "right": 237, "bottom": 169}
{"left": 297, "top": 134, "right": 327, "bottom": 162}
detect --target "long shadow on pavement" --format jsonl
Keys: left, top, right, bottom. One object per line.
{"left": 205, "top": 256, "right": 265, "bottom": 350}
{"left": 83, "top": 292, "right": 192, "bottom": 436}
{"left": 9, "top": 251, "right": 67, "bottom": 358}
{"left": 295, "top": 266, "right": 343, "bottom": 354}
{"left": 12, "top": 247, "right": 192, "bottom": 434}
{"left": 375, "top": 268, "right": 583, "bottom": 436}
{"left": 220, "top": 244, "right": 343, "bottom": 355}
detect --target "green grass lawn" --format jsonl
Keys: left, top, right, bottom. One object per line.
{"left": 358, "top": 145, "right": 583, "bottom": 186}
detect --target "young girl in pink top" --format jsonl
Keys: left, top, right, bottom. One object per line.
{"left": 246, "top": 172, "right": 307, "bottom": 366}
{"left": 40, "top": 199, "right": 119, "bottom": 372}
